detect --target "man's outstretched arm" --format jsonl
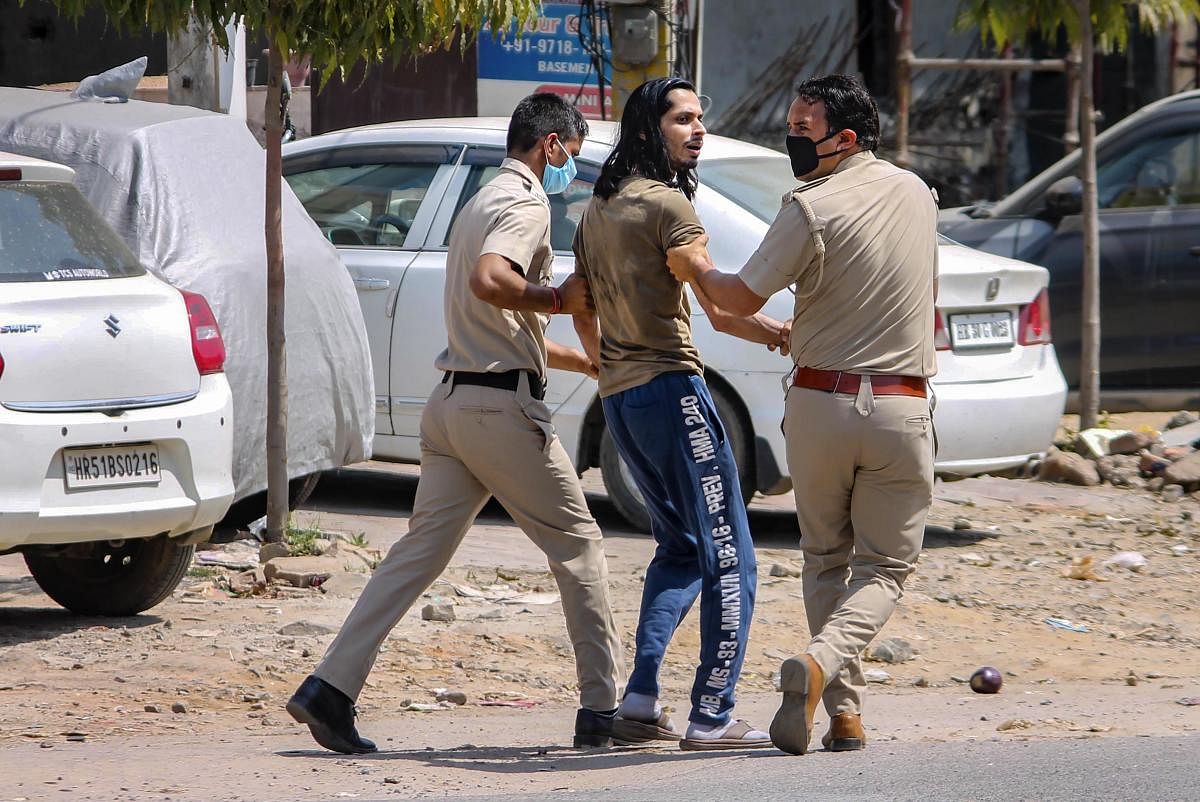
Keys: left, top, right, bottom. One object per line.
{"left": 547, "top": 337, "right": 598, "bottom": 378}
{"left": 690, "top": 277, "right": 789, "bottom": 354}
{"left": 667, "top": 234, "right": 770, "bottom": 317}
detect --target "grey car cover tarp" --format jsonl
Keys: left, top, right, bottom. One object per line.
{"left": 0, "top": 87, "right": 374, "bottom": 500}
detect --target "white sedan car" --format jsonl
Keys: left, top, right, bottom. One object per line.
{"left": 0, "top": 153, "right": 234, "bottom": 614}
{"left": 283, "top": 120, "right": 1067, "bottom": 530}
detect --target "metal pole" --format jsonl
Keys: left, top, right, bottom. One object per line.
{"left": 995, "top": 44, "right": 1012, "bottom": 198}
{"left": 1064, "top": 46, "right": 1081, "bottom": 153}
{"left": 1075, "top": 0, "right": 1100, "bottom": 429}
{"left": 896, "top": 0, "right": 912, "bottom": 168}
{"left": 907, "top": 57, "right": 1066, "bottom": 72}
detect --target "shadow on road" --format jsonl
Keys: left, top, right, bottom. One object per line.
{"left": 0, "top": 603, "right": 162, "bottom": 645}
{"left": 304, "top": 467, "right": 804, "bottom": 546}
{"left": 277, "top": 742, "right": 781, "bottom": 773}
{"left": 305, "top": 467, "right": 993, "bottom": 550}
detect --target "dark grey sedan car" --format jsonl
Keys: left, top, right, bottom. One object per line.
{"left": 938, "top": 89, "right": 1200, "bottom": 410}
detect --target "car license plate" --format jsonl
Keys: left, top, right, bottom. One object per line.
{"left": 949, "top": 311, "right": 1014, "bottom": 349}
{"left": 62, "top": 444, "right": 161, "bottom": 490}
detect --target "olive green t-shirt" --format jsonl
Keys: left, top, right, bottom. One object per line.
{"left": 573, "top": 177, "right": 705, "bottom": 397}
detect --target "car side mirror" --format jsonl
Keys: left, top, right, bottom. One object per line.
{"left": 1043, "top": 176, "right": 1082, "bottom": 219}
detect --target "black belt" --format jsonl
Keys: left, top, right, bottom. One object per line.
{"left": 442, "top": 370, "right": 546, "bottom": 401}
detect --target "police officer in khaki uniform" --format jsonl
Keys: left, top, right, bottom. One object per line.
{"left": 287, "top": 93, "right": 626, "bottom": 753}
{"left": 666, "top": 74, "right": 937, "bottom": 756}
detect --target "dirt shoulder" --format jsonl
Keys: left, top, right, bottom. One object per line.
{"left": 1, "top": 461, "right": 1198, "bottom": 800}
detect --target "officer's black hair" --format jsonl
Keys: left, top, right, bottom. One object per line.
{"left": 506, "top": 92, "right": 589, "bottom": 155}
{"left": 794, "top": 74, "right": 880, "bottom": 152}
{"left": 595, "top": 77, "right": 699, "bottom": 201}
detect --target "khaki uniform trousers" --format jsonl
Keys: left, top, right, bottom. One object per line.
{"left": 316, "top": 375, "right": 625, "bottom": 711}
{"left": 784, "top": 386, "right": 933, "bottom": 717}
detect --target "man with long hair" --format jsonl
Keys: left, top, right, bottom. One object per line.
{"left": 667, "top": 74, "right": 938, "bottom": 756}
{"left": 287, "top": 93, "right": 626, "bottom": 753}
{"left": 572, "top": 77, "right": 789, "bottom": 750}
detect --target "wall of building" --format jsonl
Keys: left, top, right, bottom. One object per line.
{"left": 0, "top": 0, "right": 166, "bottom": 87}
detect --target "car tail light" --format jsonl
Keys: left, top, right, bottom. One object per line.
{"left": 180, "top": 289, "right": 226, "bottom": 374}
{"left": 1018, "top": 288, "right": 1052, "bottom": 345}
{"left": 0, "top": 168, "right": 21, "bottom": 181}
{"left": 933, "top": 308, "right": 951, "bottom": 351}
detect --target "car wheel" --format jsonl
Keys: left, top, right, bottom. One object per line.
{"left": 599, "top": 384, "right": 755, "bottom": 533}
{"left": 23, "top": 536, "right": 195, "bottom": 616}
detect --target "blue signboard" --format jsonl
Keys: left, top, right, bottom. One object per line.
{"left": 477, "top": 2, "right": 612, "bottom": 84}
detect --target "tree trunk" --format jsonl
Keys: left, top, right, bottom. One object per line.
{"left": 895, "top": 0, "right": 913, "bottom": 168}
{"left": 1075, "top": 1, "right": 1101, "bottom": 429}
{"left": 264, "top": 38, "right": 289, "bottom": 542}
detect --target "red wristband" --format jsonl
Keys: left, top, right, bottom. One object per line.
{"left": 550, "top": 286, "right": 562, "bottom": 314}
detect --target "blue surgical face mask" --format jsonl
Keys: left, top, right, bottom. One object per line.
{"left": 542, "top": 139, "right": 577, "bottom": 195}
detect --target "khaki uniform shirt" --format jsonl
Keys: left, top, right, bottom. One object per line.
{"left": 573, "top": 177, "right": 705, "bottom": 397}
{"left": 435, "top": 158, "right": 554, "bottom": 377}
{"left": 739, "top": 151, "right": 938, "bottom": 378}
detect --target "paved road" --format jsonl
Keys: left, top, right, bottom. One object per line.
{"left": 416, "top": 735, "right": 1200, "bottom": 802}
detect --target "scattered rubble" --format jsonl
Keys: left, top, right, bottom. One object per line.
{"left": 1037, "top": 449, "right": 1101, "bottom": 486}
{"left": 866, "top": 637, "right": 916, "bottom": 664}
{"left": 421, "top": 602, "right": 456, "bottom": 622}
{"left": 1039, "top": 413, "right": 1200, "bottom": 498}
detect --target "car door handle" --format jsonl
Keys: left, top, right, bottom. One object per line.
{"left": 1189, "top": 246, "right": 1200, "bottom": 258}
{"left": 353, "top": 277, "right": 391, "bottom": 291}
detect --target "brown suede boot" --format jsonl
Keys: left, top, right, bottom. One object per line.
{"left": 821, "top": 713, "right": 865, "bottom": 752}
{"left": 769, "top": 654, "right": 825, "bottom": 755}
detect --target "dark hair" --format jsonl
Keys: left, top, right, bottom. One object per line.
{"left": 595, "top": 77, "right": 699, "bottom": 201}
{"left": 794, "top": 74, "right": 880, "bottom": 152}
{"left": 506, "top": 92, "right": 588, "bottom": 154}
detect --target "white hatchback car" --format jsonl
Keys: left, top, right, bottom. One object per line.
{"left": 283, "top": 120, "right": 1067, "bottom": 530}
{"left": 0, "top": 153, "right": 234, "bottom": 614}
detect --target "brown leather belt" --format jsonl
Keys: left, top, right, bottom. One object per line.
{"left": 792, "top": 367, "right": 927, "bottom": 398}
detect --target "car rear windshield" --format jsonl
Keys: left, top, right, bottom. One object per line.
{"left": 0, "top": 182, "right": 145, "bottom": 282}
{"left": 698, "top": 155, "right": 796, "bottom": 223}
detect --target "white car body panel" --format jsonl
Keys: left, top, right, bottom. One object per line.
{"left": 0, "top": 374, "right": 234, "bottom": 547}
{"left": 1, "top": 276, "right": 198, "bottom": 406}
{"left": 0, "top": 152, "right": 234, "bottom": 551}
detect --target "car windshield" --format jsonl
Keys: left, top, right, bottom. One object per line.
{"left": 698, "top": 155, "right": 796, "bottom": 222}
{"left": 0, "top": 182, "right": 144, "bottom": 282}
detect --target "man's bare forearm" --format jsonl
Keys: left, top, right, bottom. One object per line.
{"left": 691, "top": 278, "right": 787, "bottom": 349}
{"left": 692, "top": 263, "right": 767, "bottom": 317}
{"left": 572, "top": 309, "right": 602, "bottom": 369}
{"left": 470, "top": 253, "right": 557, "bottom": 312}
{"left": 546, "top": 337, "right": 594, "bottom": 376}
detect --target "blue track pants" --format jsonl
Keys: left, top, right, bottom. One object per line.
{"left": 602, "top": 371, "right": 757, "bottom": 726}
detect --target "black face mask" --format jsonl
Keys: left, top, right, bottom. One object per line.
{"left": 785, "top": 131, "right": 842, "bottom": 179}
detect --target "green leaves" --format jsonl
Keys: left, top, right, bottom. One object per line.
{"left": 956, "top": 0, "right": 1200, "bottom": 53}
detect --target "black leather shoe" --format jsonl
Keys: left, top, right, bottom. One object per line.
{"left": 573, "top": 707, "right": 616, "bottom": 748}
{"left": 286, "top": 675, "right": 377, "bottom": 754}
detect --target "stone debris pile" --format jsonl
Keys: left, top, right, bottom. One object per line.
{"left": 1037, "top": 412, "right": 1200, "bottom": 500}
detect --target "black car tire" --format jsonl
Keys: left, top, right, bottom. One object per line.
{"left": 599, "top": 384, "right": 754, "bottom": 533}
{"left": 24, "top": 536, "right": 195, "bottom": 616}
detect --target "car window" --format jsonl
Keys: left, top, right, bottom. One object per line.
{"left": 284, "top": 144, "right": 462, "bottom": 249}
{"left": 443, "top": 146, "right": 599, "bottom": 251}
{"left": 1099, "top": 128, "right": 1200, "bottom": 210}
{"left": 0, "top": 182, "right": 145, "bottom": 282}
{"left": 698, "top": 155, "right": 795, "bottom": 223}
